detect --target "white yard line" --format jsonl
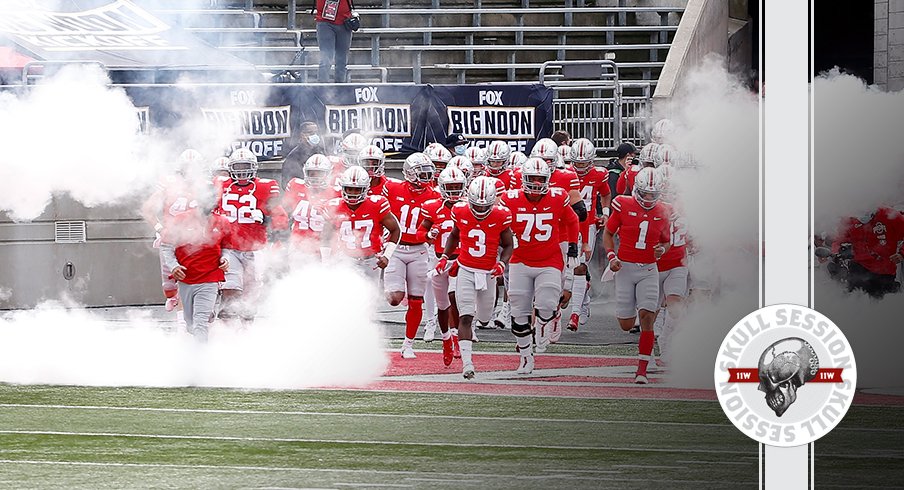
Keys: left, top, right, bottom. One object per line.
{"left": 0, "top": 403, "right": 732, "bottom": 428}
{"left": 0, "top": 459, "right": 749, "bottom": 486}
{"left": 0, "top": 429, "right": 752, "bottom": 454}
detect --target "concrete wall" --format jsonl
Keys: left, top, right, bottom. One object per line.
{"left": 651, "top": 0, "right": 729, "bottom": 112}
{"left": 875, "top": 0, "right": 900, "bottom": 91}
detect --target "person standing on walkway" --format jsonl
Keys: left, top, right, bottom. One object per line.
{"left": 314, "top": 0, "right": 357, "bottom": 83}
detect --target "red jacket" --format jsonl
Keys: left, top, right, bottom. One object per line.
{"left": 315, "top": 0, "right": 353, "bottom": 24}
{"left": 833, "top": 207, "right": 904, "bottom": 276}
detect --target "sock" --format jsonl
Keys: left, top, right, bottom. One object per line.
{"left": 424, "top": 285, "right": 436, "bottom": 321}
{"left": 661, "top": 309, "right": 679, "bottom": 362}
{"left": 570, "top": 276, "right": 588, "bottom": 317}
{"left": 637, "top": 330, "right": 655, "bottom": 376}
{"left": 405, "top": 298, "right": 424, "bottom": 340}
{"left": 403, "top": 337, "right": 414, "bottom": 348}
{"left": 460, "top": 339, "right": 473, "bottom": 365}
{"left": 451, "top": 327, "right": 459, "bottom": 338}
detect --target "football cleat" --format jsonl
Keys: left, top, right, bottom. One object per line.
{"left": 535, "top": 336, "right": 549, "bottom": 354}
{"left": 165, "top": 297, "right": 180, "bottom": 312}
{"left": 567, "top": 313, "right": 580, "bottom": 332}
{"left": 476, "top": 320, "right": 495, "bottom": 330}
{"left": 493, "top": 302, "right": 511, "bottom": 329}
{"left": 462, "top": 363, "right": 476, "bottom": 379}
{"left": 452, "top": 335, "right": 461, "bottom": 359}
{"left": 634, "top": 374, "right": 649, "bottom": 385}
{"left": 629, "top": 326, "right": 641, "bottom": 334}
{"left": 442, "top": 338, "right": 454, "bottom": 367}
{"left": 400, "top": 344, "right": 417, "bottom": 359}
{"left": 423, "top": 318, "right": 438, "bottom": 342}
{"left": 515, "top": 354, "right": 535, "bottom": 375}
{"left": 549, "top": 311, "right": 563, "bottom": 343}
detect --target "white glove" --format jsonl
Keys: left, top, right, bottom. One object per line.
{"left": 249, "top": 209, "right": 264, "bottom": 223}
{"left": 427, "top": 227, "right": 439, "bottom": 240}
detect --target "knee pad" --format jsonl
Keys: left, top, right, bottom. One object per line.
{"left": 511, "top": 319, "right": 532, "bottom": 338}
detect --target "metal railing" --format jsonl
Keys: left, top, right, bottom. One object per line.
{"left": 541, "top": 60, "right": 651, "bottom": 152}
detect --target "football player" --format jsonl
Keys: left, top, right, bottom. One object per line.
{"left": 214, "top": 148, "right": 289, "bottom": 325}
{"left": 602, "top": 166, "right": 671, "bottom": 384}
{"left": 448, "top": 155, "right": 476, "bottom": 183}
{"left": 420, "top": 167, "right": 468, "bottom": 365}
{"left": 653, "top": 165, "right": 688, "bottom": 365}
{"left": 501, "top": 158, "right": 580, "bottom": 372}
{"left": 436, "top": 176, "right": 514, "bottom": 379}
{"left": 424, "top": 143, "right": 453, "bottom": 175}
{"left": 530, "top": 138, "right": 586, "bottom": 340}
{"left": 283, "top": 154, "right": 338, "bottom": 255}
{"left": 567, "top": 138, "right": 611, "bottom": 331}
{"left": 140, "top": 149, "right": 205, "bottom": 315}
{"left": 358, "top": 144, "right": 393, "bottom": 197}
{"left": 323, "top": 166, "right": 401, "bottom": 281}
{"left": 464, "top": 146, "right": 489, "bottom": 177}
{"left": 383, "top": 153, "right": 440, "bottom": 359}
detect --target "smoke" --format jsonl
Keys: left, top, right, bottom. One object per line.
{"left": 814, "top": 70, "right": 904, "bottom": 230}
{"left": 652, "top": 56, "right": 760, "bottom": 389}
{"left": 0, "top": 65, "right": 152, "bottom": 220}
{"left": 809, "top": 69, "right": 904, "bottom": 389}
{"left": 0, "top": 261, "right": 388, "bottom": 388}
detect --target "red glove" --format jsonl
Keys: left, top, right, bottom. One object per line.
{"left": 449, "top": 260, "right": 459, "bottom": 277}
{"left": 435, "top": 256, "right": 449, "bottom": 275}
{"left": 491, "top": 262, "right": 505, "bottom": 278}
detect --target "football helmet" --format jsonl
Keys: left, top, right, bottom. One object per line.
{"left": 303, "top": 153, "right": 332, "bottom": 189}
{"left": 468, "top": 176, "right": 497, "bottom": 219}
{"left": 637, "top": 143, "right": 660, "bottom": 167}
{"left": 402, "top": 152, "right": 436, "bottom": 186}
{"left": 437, "top": 166, "right": 468, "bottom": 202}
{"left": 464, "top": 146, "right": 488, "bottom": 175}
{"left": 486, "top": 141, "right": 511, "bottom": 176}
{"left": 651, "top": 118, "right": 676, "bottom": 144}
{"left": 211, "top": 156, "right": 230, "bottom": 176}
{"left": 570, "top": 138, "right": 596, "bottom": 176}
{"left": 633, "top": 166, "right": 664, "bottom": 210}
{"left": 653, "top": 144, "right": 676, "bottom": 168}
{"left": 447, "top": 155, "right": 475, "bottom": 181}
{"left": 357, "top": 145, "right": 385, "bottom": 177}
{"left": 339, "top": 166, "right": 371, "bottom": 205}
{"left": 509, "top": 151, "right": 528, "bottom": 169}
{"left": 557, "top": 144, "right": 574, "bottom": 166}
{"left": 227, "top": 148, "right": 258, "bottom": 181}
{"left": 530, "top": 138, "right": 559, "bottom": 167}
{"left": 424, "top": 143, "right": 452, "bottom": 171}
{"left": 656, "top": 164, "right": 676, "bottom": 199}
{"left": 521, "top": 157, "right": 551, "bottom": 195}
{"left": 341, "top": 133, "right": 368, "bottom": 166}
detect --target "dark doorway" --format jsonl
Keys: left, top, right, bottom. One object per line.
{"left": 814, "top": 2, "right": 874, "bottom": 82}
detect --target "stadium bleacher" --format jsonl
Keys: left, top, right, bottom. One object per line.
{"left": 147, "top": 1, "right": 684, "bottom": 85}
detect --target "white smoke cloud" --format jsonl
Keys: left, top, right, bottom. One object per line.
{"left": 810, "top": 69, "right": 904, "bottom": 389}
{"left": 814, "top": 70, "right": 904, "bottom": 230}
{"left": 0, "top": 65, "right": 152, "bottom": 220}
{"left": 0, "top": 261, "right": 388, "bottom": 388}
{"left": 653, "top": 56, "right": 760, "bottom": 389}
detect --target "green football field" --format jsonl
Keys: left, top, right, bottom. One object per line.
{"left": 0, "top": 381, "right": 900, "bottom": 489}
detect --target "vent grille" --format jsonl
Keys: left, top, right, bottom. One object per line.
{"left": 54, "top": 221, "right": 87, "bottom": 244}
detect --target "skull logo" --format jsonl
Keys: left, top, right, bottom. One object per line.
{"left": 757, "top": 338, "right": 819, "bottom": 417}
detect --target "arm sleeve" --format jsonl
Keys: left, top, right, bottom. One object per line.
{"left": 562, "top": 198, "right": 579, "bottom": 243}
{"left": 571, "top": 200, "right": 587, "bottom": 222}
{"left": 160, "top": 244, "right": 180, "bottom": 274}
{"left": 605, "top": 198, "right": 622, "bottom": 233}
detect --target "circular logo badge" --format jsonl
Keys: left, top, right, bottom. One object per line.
{"left": 714, "top": 304, "right": 857, "bottom": 447}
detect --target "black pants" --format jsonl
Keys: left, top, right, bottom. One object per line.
{"left": 847, "top": 261, "right": 900, "bottom": 299}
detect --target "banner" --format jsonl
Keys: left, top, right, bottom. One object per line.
{"left": 121, "top": 84, "right": 553, "bottom": 161}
